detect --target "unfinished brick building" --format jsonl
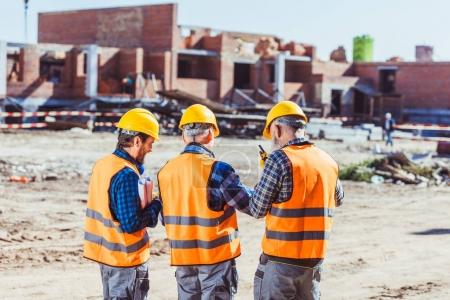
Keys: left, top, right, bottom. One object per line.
{"left": 2, "top": 3, "right": 449, "bottom": 124}
{"left": 36, "top": 3, "right": 322, "bottom": 105}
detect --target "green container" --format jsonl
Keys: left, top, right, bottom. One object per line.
{"left": 353, "top": 35, "right": 374, "bottom": 62}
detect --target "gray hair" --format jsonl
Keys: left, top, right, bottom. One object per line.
{"left": 182, "top": 123, "right": 212, "bottom": 137}
{"left": 274, "top": 116, "right": 306, "bottom": 131}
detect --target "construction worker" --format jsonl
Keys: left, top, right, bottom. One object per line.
{"left": 250, "top": 101, "right": 344, "bottom": 300}
{"left": 158, "top": 104, "right": 252, "bottom": 300}
{"left": 383, "top": 112, "right": 396, "bottom": 148}
{"left": 83, "top": 108, "right": 162, "bottom": 300}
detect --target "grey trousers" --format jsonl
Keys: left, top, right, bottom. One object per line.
{"left": 175, "top": 259, "right": 238, "bottom": 300}
{"left": 253, "top": 255, "right": 321, "bottom": 300}
{"left": 100, "top": 263, "right": 150, "bottom": 300}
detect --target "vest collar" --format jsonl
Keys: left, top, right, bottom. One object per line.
{"left": 182, "top": 142, "right": 215, "bottom": 158}
{"left": 282, "top": 137, "right": 313, "bottom": 149}
{"left": 113, "top": 149, "right": 144, "bottom": 174}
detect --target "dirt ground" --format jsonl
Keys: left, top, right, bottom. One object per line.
{"left": 1, "top": 131, "right": 449, "bottom": 299}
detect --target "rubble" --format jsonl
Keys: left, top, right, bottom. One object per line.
{"left": 330, "top": 46, "right": 347, "bottom": 63}
{"left": 340, "top": 152, "right": 449, "bottom": 186}
{"left": 282, "top": 41, "right": 307, "bottom": 56}
{"left": 0, "top": 159, "right": 90, "bottom": 183}
{"left": 387, "top": 56, "right": 405, "bottom": 62}
{"left": 254, "top": 37, "right": 279, "bottom": 58}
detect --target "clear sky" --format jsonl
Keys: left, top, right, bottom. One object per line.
{"left": 1, "top": 0, "right": 449, "bottom": 62}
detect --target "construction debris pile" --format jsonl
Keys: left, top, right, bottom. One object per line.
{"left": 340, "top": 152, "right": 450, "bottom": 186}
{"left": 0, "top": 158, "right": 90, "bottom": 183}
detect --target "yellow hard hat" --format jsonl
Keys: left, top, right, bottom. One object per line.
{"left": 117, "top": 108, "right": 160, "bottom": 140}
{"left": 263, "top": 101, "right": 308, "bottom": 139}
{"left": 179, "top": 104, "right": 220, "bottom": 137}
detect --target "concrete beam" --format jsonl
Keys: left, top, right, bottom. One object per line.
{"left": 274, "top": 52, "right": 286, "bottom": 102}
{"left": 176, "top": 49, "right": 218, "bottom": 57}
{"left": 284, "top": 55, "right": 311, "bottom": 62}
{"left": 233, "top": 57, "right": 259, "bottom": 64}
{"left": 0, "top": 41, "right": 6, "bottom": 99}
{"left": 7, "top": 42, "right": 74, "bottom": 52}
{"left": 85, "top": 45, "right": 98, "bottom": 98}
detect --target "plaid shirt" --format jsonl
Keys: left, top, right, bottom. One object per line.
{"left": 109, "top": 149, "right": 162, "bottom": 233}
{"left": 182, "top": 143, "right": 252, "bottom": 213}
{"left": 249, "top": 138, "right": 344, "bottom": 218}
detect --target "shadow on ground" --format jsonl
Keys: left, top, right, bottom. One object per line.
{"left": 411, "top": 228, "right": 450, "bottom": 235}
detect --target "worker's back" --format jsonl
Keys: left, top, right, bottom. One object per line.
{"left": 84, "top": 154, "right": 150, "bottom": 267}
{"left": 262, "top": 143, "right": 338, "bottom": 260}
{"left": 158, "top": 152, "right": 241, "bottom": 266}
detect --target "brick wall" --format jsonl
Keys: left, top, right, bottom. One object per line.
{"left": 312, "top": 61, "right": 352, "bottom": 77}
{"left": 19, "top": 46, "right": 40, "bottom": 83}
{"left": 176, "top": 78, "right": 218, "bottom": 100}
{"left": 39, "top": 10, "right": 97, "bottom": 45}
{"left": 119, "top": 48, "right": 144, "bottom": 79}
{"left": 142, "top": 4, "right": 178, "bottom": 51}
{"left": 202, "top": 36, "right": 222, "bottom": 52}
{"left": 354, "top": 62, "right": 450, "bottom": 109}
{"left": 285, "top": 61, "right": 312, "bottom": 82}
{"left": 39, "top": 4, "right": 177, "bottom": 51}
{"left": 352, "top": 63, "right": 379, "bottom": 87}
{"left": 144, "top": 51, "right": 175, "bottom": 90}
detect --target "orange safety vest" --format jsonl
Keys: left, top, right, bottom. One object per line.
{"left": 158, "top": 153, "right": 240, "bottom": 266}
{"left": 262, "top": 144, "right": 338, "bottom": 260}
{"left": 83, "top": 154, "right": 150, "bottom": 267}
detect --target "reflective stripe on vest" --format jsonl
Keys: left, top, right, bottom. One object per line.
{"left": 265, "top": 230, "right": 329, "bottom": 241}
{"left": 269, "top": 207, "right": 334, "bottom": 218}
{"left": 262, "top": 144, "right": 338, "bottom": 260}
{"left": 83, "top": 154, "right": 150, "bottom": 267}
{"left": 159, "top": 153, "right": 241, "bottom": 266}
{"left": 86, "top": 208, "right": 124, "bottom": 233}
{"left": 169, "top": 230, "right": 239, "bottom": 249}
{"left": 164, "top": 206, "right": 236, "bottom": 227}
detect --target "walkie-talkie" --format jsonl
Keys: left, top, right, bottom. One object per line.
{"left": 258, "top": 145, "right": 268, "bottom": 167}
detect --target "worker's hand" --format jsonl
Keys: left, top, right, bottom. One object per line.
{"left": 138, "top": 178, "right": 154, "bottom": 209}
{"left": 258, "top": 145, "right": 268, "bottom": 168}
{"left": 259, "top": 158, "right": 266, "bottom": 168}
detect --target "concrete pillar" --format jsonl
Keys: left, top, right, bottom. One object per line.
{"left": 0, "top": 41, "right": 6, "bottom": 99}
{"left": 274, "top": 52, "right": 286, "bottom": 102}
{"left": 85, "top": 45, "right": 98, "bottom": 98}
{"left": 218, "top": 54, "right": 234, "bottom": 101}
{"left": 20, "top": 45, "right": 40, "bottom": 83}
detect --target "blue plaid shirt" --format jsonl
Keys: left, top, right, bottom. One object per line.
{"left": 182, "top": 143, "right": 253, "bottom": 213}
{"left": 249, "top": 138, "right": 344, "bottom": 218}
{"left": 109, "top": 149, "right": 162, "bottom": 233}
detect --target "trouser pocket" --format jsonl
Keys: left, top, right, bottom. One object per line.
{"left": 133, "top": 266, "right": 149, "bottom": 300}
{"left": 253, "top": 255, "right": 267, "bottom": 300}
{"left": 211, "top": 260, "right": 236, "bottom": 300}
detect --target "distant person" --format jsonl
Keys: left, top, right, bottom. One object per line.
{"left": 122, "top": 74, "right": 135, "bottom": 95}
{"left": 83, "top": 108, "right": 161, "bottom": 300}
{"left": 384, "top": 112, "right": 395, "bottom": 148}
{"left": 249, "top": 101, "right": 344, "bottom": 300}
{"left": 158, "top": 104, "right": 252, "bottom": 299}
